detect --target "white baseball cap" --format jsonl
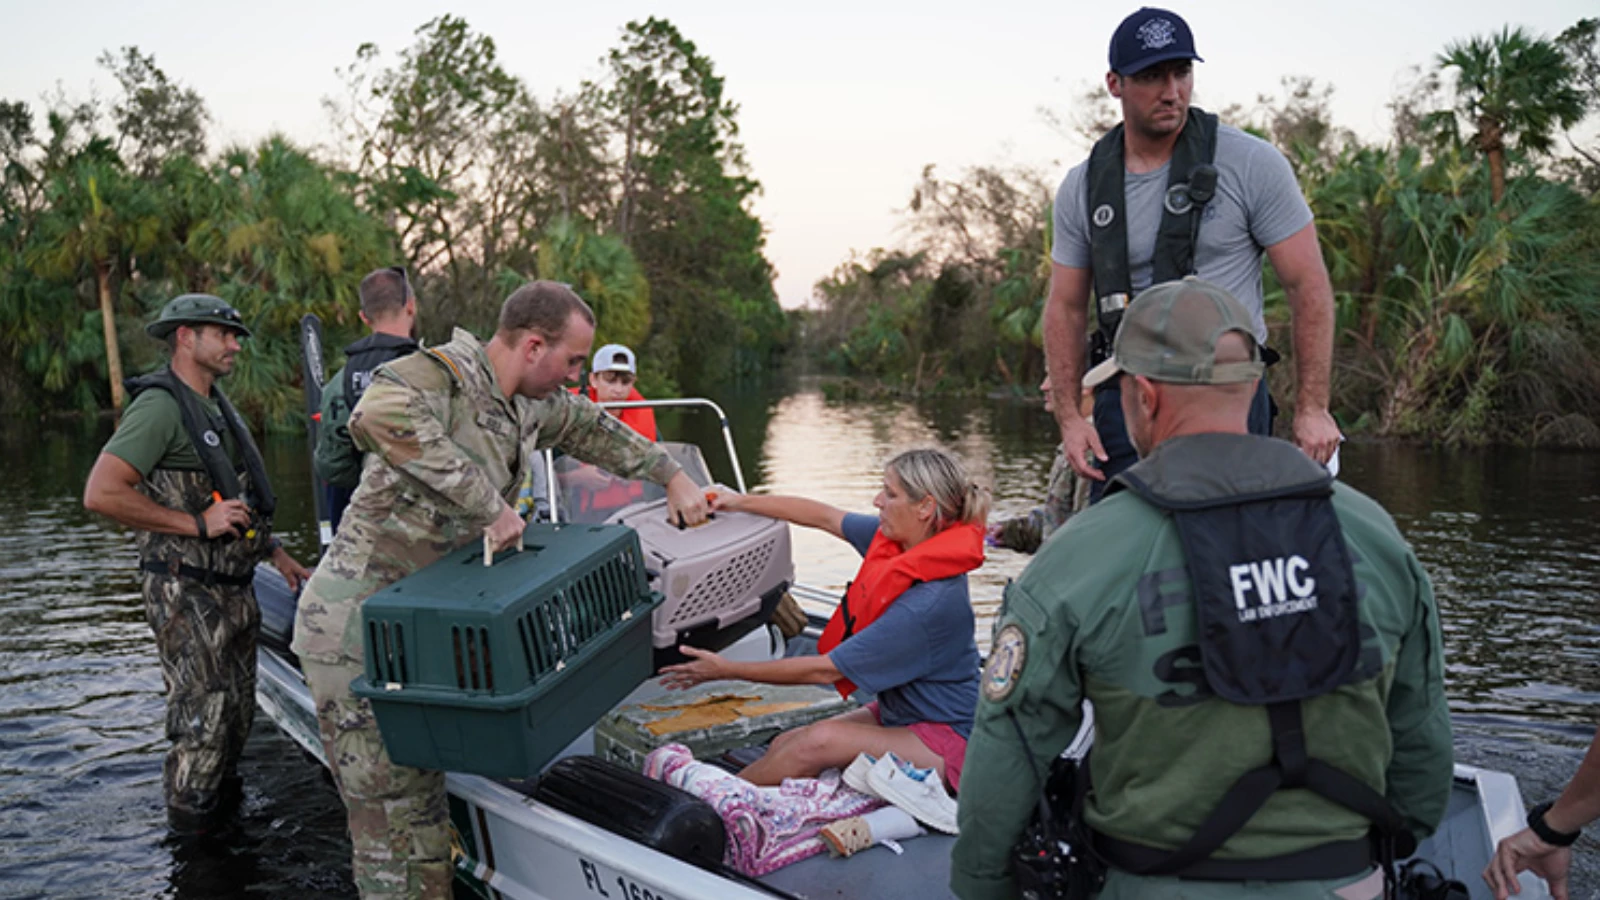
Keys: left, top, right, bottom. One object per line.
{"left": 591, "top": 344, "right": 637, "bottom": 375}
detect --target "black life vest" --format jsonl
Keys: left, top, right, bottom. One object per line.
{"left": 342, "top": 333, "right": 419, "bottom": 405}
{"left": 1099, "top": 434, "right": 1411, "bottom": 879}
{"left": 1086, "top": 107, "right": 1219, "bottom": 356}
{"left": 124, "top": 367, "right": 277, "bottom": 517}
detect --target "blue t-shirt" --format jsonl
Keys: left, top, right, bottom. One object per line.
{"left": 827, "top": 513, "right": 981, "bottom": 738}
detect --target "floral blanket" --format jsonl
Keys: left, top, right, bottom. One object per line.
{"left": 642, "top": 743, "right": 883, "bottom": 875}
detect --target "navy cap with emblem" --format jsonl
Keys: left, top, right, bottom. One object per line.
{"left": 1109, "top": 7, "right": 1203, "bottom": 76}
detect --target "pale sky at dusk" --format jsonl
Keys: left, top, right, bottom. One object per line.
{"left": 3, "top": 1, "right": 1594, "bottom": 308}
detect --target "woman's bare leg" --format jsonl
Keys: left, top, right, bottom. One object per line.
{"left": 739, "top": 712, "right": 943, "bottom": 786}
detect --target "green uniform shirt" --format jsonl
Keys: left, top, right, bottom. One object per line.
{"left": 103, "top": 380, "right": 242, "bottom": 475}
{"left": 951, "top": 435, "right": 1453, "bottom": 900}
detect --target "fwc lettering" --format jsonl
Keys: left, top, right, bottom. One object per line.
{"left": 1227, "top": 556, "right": 1317, "bottom": 622}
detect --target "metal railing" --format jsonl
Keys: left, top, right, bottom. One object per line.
{"left": 543, "top": 397, "right": 749, "bottom": 524}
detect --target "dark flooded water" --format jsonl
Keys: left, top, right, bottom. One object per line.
{"left": 1, "top": 387, "right": 1596, "bottom": 898}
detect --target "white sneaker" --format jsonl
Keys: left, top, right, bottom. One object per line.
{"left": 842, "top": 752, "right": 879, "bottom": 797}
{"left": 864, "top": 752, "right": 959, "bottom": 835}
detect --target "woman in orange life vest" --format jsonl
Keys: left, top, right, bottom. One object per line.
{"left": 659, "top": 448, "right": 989, "bottom": 791}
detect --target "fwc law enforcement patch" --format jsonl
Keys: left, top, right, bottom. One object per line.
{"left": 982, "top": 624, "right": 1028, "bottom": 702}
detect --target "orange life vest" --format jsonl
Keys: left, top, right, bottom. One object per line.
{"left": 581, "top": 386, "right": 658, "bottom": 440}
{"left": 816, "top": 521, "right": 986, "bottom": 697}
{"left": 573, "top": 386, "right": 658, "bottom": 514}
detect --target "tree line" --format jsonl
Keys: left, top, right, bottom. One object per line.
{"left": 797, "top": 19, "right": 1600, "bottom": 448}
{"left": 0, "top": 17, "right": 788, "bottom": 427}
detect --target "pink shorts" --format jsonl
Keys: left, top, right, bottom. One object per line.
{"left": 865, "top": 701, "right": 968, "bottom": 791}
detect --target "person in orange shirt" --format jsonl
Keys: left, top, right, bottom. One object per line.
{"left": 556, "top": 343, "right": 658, "bottom": 519}
{"left": 582, "top": 343, "right": 657, "bottom": 440}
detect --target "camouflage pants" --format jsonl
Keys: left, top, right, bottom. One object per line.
{"left": 141, "top": 572, "right": 260, "bottom": 821}
{"left": 303, "top": 659, "right": 451, "bottom": 900}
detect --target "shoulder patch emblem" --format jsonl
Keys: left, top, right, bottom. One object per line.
{"left": 982, "top": 624, "right": 1028, "bottom": 703}
{"left": 1092, "top": 204, "right": 1115, "bottom": 228}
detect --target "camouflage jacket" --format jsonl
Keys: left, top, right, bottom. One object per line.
{"left": 992, "top": 445, "right": 1079, "bottom": 554}
{"left": 291, "top": 328, "right": 682, "bottom": 665}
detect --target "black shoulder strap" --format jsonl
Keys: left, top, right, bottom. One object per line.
{"left": 1086, "top": 108, "right": 1219, "bottom": 346}
{"left": 1120, "top": 701, "right": 1413, "bottom": 876}
{"left": 124, "top": 368, "right": 276, "bottom": 516}
{"left": 213, "top": 386, "right": 276, "bottom": 517}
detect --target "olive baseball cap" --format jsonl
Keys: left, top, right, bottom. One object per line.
{"left": 1083, "top": 277, "right": 1263, "bottom": 389}
{"left": 145, "top": 294, "right": 252, "bottom": 339}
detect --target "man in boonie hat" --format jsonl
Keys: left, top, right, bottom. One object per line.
{"left": 84, "top": 292, "right": 308, "bottom": 837}
{"left": 953, "top": 277, "right": 1452, "bottom": 900}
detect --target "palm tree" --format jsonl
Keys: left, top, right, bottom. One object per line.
{"left": 1435, "top": 27, "right": 1587, "bottom": 206}
{"left": 536, "top": 216, "right": 651, "bottom": 351}
{"left": 27, "top": 147, "right": 160, "bottom": 411}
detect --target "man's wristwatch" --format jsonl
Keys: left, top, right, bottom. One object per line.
{"left": 1528, "top": 801, "right": 1582, "bottom": 847}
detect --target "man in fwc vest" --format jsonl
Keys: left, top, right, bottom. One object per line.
{"left": 83, "top": 294, "right": 311, "bottom": 835}
{"left": 315, "top": 266, "right": 421, "bottom": 532}
{"left": 1043, "top": 7, "right": 1341, "bottom": 504}
{"left": 951, "top": 278, "right": 1452, "bottom": 900}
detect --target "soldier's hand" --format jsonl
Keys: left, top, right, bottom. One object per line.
{"left": 1059, "top": 414, "right": 1107, "bottom": 482}
{"left": 201, "top": 499, "right": 252, "bottom": 539}
{"left": 484, "top": 501, "right": 526, "bottom": 553}
{"left": 664, "top": 472, "right": 709, "bottom": 528}
{"left": 271, "top": 546, "right": 311, "bottom": 593}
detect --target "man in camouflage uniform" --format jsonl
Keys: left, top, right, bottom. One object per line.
{"left": 84, "top": 294, "right": 311, "bottom": 835}
{"left": 292, "top": 281, "right": 709, "bottom": 899}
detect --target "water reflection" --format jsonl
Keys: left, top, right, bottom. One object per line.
{"left": 0, "top": 388, "right": 1597, "bottom": 896}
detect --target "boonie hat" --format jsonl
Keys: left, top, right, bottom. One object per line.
{"left": 1109, "top": 7, "right": 1203, "bottom": 76}
{"left": 145, "top": 294, "right": 252, "bottom": 339}
{"left": 1083, "top": 277, "right": 1263, "bottom": 389}
{"left": 591, "top": 344, "right": 637, "bottom": 375}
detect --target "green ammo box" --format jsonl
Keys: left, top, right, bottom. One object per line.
{"left": 595, "top": 682, "right": 858, "bottom": 772}
{"left": 351, "top": 522, "right": 662, "bottom": 779}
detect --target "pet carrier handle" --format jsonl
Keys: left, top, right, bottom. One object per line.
{"left": 482, "top": 529, "right": 525, "bottom": 566}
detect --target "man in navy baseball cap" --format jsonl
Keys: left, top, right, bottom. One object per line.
{"left": 1108, "top": 7, "right": 1203, "bottom": 75}
{"left": 1037, "top": 4, "right": 1343, "bottom": 511}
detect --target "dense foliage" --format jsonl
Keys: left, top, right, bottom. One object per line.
{"left": 799, "top": 19, "right": 1600, "bottom": 446}
{"left": 0, "top": 17, "right": 786, "bottom": 424}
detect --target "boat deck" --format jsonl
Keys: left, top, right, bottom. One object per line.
{"left": 756, "top": 774, "right": 1494, "bottom": 900}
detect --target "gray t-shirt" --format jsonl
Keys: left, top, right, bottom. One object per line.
{"left": 1052, "top": 123, "right": 1312, "bottom": 343}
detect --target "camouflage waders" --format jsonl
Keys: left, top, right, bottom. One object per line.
{"left": 142, "top": 570, "right": 259, "bottom": 829}
{"left": 304, "top": 660, "right": 452, "bottom": 899}
{"left": 136, "top": 467, "right": 274, "bottom": 831}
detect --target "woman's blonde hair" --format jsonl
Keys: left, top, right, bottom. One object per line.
{"left": 884, "top": 448, "right": 991, "bottom": 531}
